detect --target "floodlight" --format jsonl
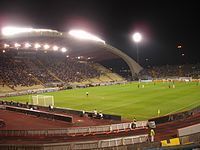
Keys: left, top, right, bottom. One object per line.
{"left": 4, "top": 44, "right": 10, "bottom": 48}
{"left": 1, "top": 26, "right": 59, "bottom": 36}
{"left": 77, "top": 56, "right": 81, "bottom": 59}
{"left": 3, "top": 50, "right": 6, "bottom": 53}
{"left": 44, "top": 44, "right": 50, "bottom": 50}
{"left": 132, "top": 32, "right": 142, "bottom": 63}
{"left": 2, "top": 27, "right": 32, "bottom": 36}
{"left": 61, "top": 47, "right": 67, "bottom": 52}
{"left": 132, "top": 32, "right": 142, "bottom": 43}
{"left": 69, "top": 29, "right": 105, "bottom": 44}
{"left": 14, "top": 43, "right": 21, "bottom": 48}
{"left": 177, "top": 45, "right": 182, "bottom": 49}
{"left": 25, "top": 42, "right": 31, "bottom": 48}
{"left": 34, "top": 43, "right": 41, "bottom": 49}
{"left": 66, "top": 55, "right": 69, "bottom": 58}
{"left": 53, "top": 45, "right": 59, "bottom": 51}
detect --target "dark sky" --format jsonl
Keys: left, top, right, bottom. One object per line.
{"left": 0, "top": 0, "right": 200, "bottom": 67}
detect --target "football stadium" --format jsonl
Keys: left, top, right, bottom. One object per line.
{"left": 0, "top": 0, "right": 200, "bottom": 150}
{"left": 0, "top": 26, "right": 200, "bottom": 150}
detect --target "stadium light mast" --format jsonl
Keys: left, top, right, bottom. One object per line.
{"left": 132, "top": 32, "right": 142, "bottom": 63}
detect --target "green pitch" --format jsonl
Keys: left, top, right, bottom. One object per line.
{"left": 2, "top": 82, "right": 200, "bottom": 120}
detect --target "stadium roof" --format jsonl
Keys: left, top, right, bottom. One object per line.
{"left": 0, "top": 27, "right": 143, "bottom": 75}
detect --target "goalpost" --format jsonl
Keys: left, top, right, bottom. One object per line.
{"left": 31, "top": 95, "right": 54, "bottom": 106}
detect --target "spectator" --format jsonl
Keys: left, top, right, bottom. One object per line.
{"left": 86, "top": 91, "right": 89, "bottom": 97}
{"left": 93, "top": 109, "right": 97, "bottom": 118}
{"left": 99, "top": 111, "right": 103, "bottom": 119}
{"left": 150, "top": 129, "right": 155, "bottom": 142}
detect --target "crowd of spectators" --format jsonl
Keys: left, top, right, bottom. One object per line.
{"left": 41, "top": 55, "right": 101, "bottom": 83}
{"left": 1, "top": 51, "right": 199, "bottom": 88}
{"left": 26, "top": 58, "right": 59, "bottom": 83}
{"left": 0, "top": 52, "right": 101, "bottom": 87}
{"left": 139, "top": 64, "right": 200, "bottom": 79}
{"left": 0, "top": 55, "right": 38, "bottom": 87}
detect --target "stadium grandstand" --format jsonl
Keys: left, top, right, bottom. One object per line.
{"left": 0, "top": 27, "right": 142, "bottom": 92}
{"left": 0, "top": 27, "right": 200, "bottom": 150}
{"left": 139, "top": 64, "right": 200, "bottom": 80}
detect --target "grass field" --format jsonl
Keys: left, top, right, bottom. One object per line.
{"left": 2, "top": 81, "right": 200, "bottom": 120}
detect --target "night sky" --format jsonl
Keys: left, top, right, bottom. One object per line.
{"left": 0, "top": 0, "right": 200, "bottom": 67}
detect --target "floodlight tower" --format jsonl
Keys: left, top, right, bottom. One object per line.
{"left": 132, "top": 32, "right": 142, "bottom": 63}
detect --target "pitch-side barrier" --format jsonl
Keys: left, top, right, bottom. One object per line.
{"left": 0, "top": 121, "right": 148, "bottom": 137}
{"left": 0, "top": 134, "right": 149, "bottom": 150}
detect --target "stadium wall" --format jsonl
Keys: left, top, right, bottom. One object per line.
{"left": 0, "top": 100, "right": 122, "bottom": 121}
{"left": 1, "top": 133, "right": 200, "bottom": 150}
{"left": 148, "top": 105, "right": 200, "bottom": 125}
{"left": 0, "top": 120, "right": 147, "bottom": 137}
{"left": 0, "top": 134, "right": 160, "bottom": 150}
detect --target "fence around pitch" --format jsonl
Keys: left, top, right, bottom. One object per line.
{"left": 0, "top": 121, "right": 148, "bottom": 137}
{"left": 0, "top": 101, "right": 148, "bottom": 137}
{"left": 178, "top": 123, "right": 200, "bottom": 137}
{"left": 0, "top": 100, "right": 122, "bottom": 121}
{"left": 5, "top": 105, "right": 73, "bottom": 123}
{"left": 99, "top": 134, "right": 148, "bottom": 148}
{"left": 2, "top": 133, "right": 199, "bottom": 150}
{"left": 0, "top": 134, "right": 149, "bottom": 150}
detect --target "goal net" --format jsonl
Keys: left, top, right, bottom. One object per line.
{"left": 31, "top": 95, "right": 54, "bottom": 106}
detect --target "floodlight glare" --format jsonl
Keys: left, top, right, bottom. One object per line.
{"left": 44, "top": 44, "right": 50, "bottom": 50}
{"left": 4, "top": 44, "right": 10, "bottom": 48}
{"left": 61, "top": 47, "right": 67, "bottom": 52}
{"left": 1, "top": 26, "right": 59, "bottom": 36}
{"left": 25, "top": 42, "right": 31, "bottom": 48}
{"left": 53, "top": 45, "right": 59, "bottom": 51}
{"left": 69, "top": 29, "right": 105, "bottom": 44}
{"left": 132, "top": 32, "right": 142, "bottom": 43}
{"left": 34, "top": 43, "right": 41, "bottom": 49}
{"left": 177, "top": 45, "right": 182, "bottom": 49}
{"left": 2, "top": 27, "right": 32, "bottom": 36}
{"left": 14, "top": 43, "right": 21, "bottom": 48}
